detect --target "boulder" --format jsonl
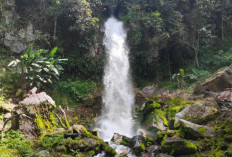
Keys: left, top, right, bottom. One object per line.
{"left": 13, "top": 89, "right": 56, "bottom": 138}
{"left": 130, "top": 135, "right": 146, "bottom": 156}
{"left": 152, "top": 115, "right": 167, "bottom": 131}
{"left": 179, "top": 119, "right": 214, "bottom": 139}
{"left": 201, "top": 64, "right": 232, "bottom": 92}
{"left": 175, "top": 104, "right": 219, "bottom": 125}
{"left": 111, "top": 133, "right": 124, "bottom": 145}
{"left": 161, "top": 137, "right": 197, "bottom": 156}
{"left": 147, "top": 145, "right": 161, "bottom": 157}
{"left": 142, "top": 85, "right": 156, "bottom": 97}
{"left": 194, "top": 83, "right": 205, "bottom": 95}
{"left": 216, "top": 91, "right": 232, "bottom": 110}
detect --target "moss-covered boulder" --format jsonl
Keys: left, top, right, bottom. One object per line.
{"left": 14, "top": 88, "right": 56, "bottom": 138}
{"left": 175, "top": 104, "right": 219, "bottom": 126}
{"left": 40, "top": 125, "right": 116, "bottom": 156}
{"left": 179, "top": 119, "right": 214, "bottom": 139}
{"left": 161, "top": 137, "right": 197, "bottom": 156}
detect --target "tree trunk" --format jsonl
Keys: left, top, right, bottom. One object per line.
{"left": 193, "top": 32, "right": 200, "bottom": 68}
{"left": 53, "top": 15, "right": 57, "bottom": 41}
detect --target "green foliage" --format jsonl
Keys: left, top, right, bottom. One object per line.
{"left": 8, "top": 45, "right": 67, "bottom": 88}
{"left": 0, "top": 130, "right": 34, "bottom": 157}
{"left": 50, "top": 77, "right": 97, "bottom": 104}
{"left": 179, "top": 69, "right": 185, "bottom": 77}
{"left": 39, "top": 135, "right": 64, "bottom": 152}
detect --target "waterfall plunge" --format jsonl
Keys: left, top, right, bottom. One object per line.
{"left": 97, "top": 16, "right": 135, "bottom": 141}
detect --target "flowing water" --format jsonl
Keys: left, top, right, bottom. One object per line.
{"left": 96, "top": 16, "right": 135, "bottom": 141}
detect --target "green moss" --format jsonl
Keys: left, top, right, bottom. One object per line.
{"left": 34, "top": 103, "right": 56, "bottom": 138}
{"left": 88, "top": 150, "right": 95, "bottom": 156}
{"left": 184, "top": 140, "right": 197, "bottom": 151}
{"left": 215, "top": 151, "right": 226, "bottom": 157}
{"left": 157, "top": 131, "right": 168, "bottom": 144}
{"left": 154, "top": 109, "right": 168, "bottom": 126}
{"left": 102, "top": 144, "right": 116, "bottom": 156}
{"left": 56, "top": 145, "right": 67, "bottom": 153}
{"left": 140, "top": 142, "right": 146, "bottom": 151}
{"left": 147, "top": 101, "right": 161, "bottom": 110}
{"left": 198, "top": 127, "right": 207, "bottom": 137}
{"left": 145, "top": 137, "right": 155, "bottom": 147}
{"left": 164, "top": 98, "right": 191, "bottom": 121}
{"left": 132, "top": 142, "right": 146, "bottom": 155}
{"left": 162, "top": 139, "right": 197, "bottom": 155}
{"left": 120, "top": 136, "right": 131, "bottom": 147}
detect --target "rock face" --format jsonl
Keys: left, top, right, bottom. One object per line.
{"left": 175, "top": 104, "right": 219, "bottom": 125}
{"left": 0, "top": 0, "right": 36, "bottom": 54}
{"left": 201, "top": 64, "right": 232, "bottom": 92}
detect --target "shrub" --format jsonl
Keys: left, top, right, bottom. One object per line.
{"left": 0, "top": 130, "right": 34, "bottom": 156}
{"left": 8, "top": 45, "right": 67, "bottom": 89}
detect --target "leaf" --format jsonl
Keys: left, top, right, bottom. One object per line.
{"left": 179, "top": 69, "right": 185, "bottom": 77}
{"left": 23, "top": 54, "right": 28, "bottom": 59}
{"left": 49, "top": 47, "right": 58, "bottom": 57}
{"left": 8, "top": 61, "right": 16, "bottom": 67}
{"left": 31, "top": 63, "right": 41, "bottom": 68}
{"left": 26, "top": 44, "right": 33, "bottom": 54}
{"left": 43, "top": 68, "right": 49, "bottom": 72}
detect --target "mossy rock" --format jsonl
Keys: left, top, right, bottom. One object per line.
{"left": 102, "top": 144, "right": 116, "bottom": 156}
{"left": 132, "top": 142, "right": 146, "bottom": 156}
{"left": 161, "top": 137, "right": 197, "bottom": 156}
{"left": 119, "top": 136, "right": 131, "bottom": 147}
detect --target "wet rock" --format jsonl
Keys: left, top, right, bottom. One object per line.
{"left": 111, "top": 133, "right": 124, "bottom": 145}
{"left": 147, "top": 145, "right": 161, "bottom": 157}
{"left": 175, "top": 104, "right": 219, "bottom": 125}
{"left": 130, "top": 135, "right": 146, "bottom": 156}
{"left": 201, "top": 64, "right": 232, "bottom": 92}
{"left": 162, "top": 137, "right": 197, "bottom": 156}
{"left": 216, "top": 91, "right": 232, "bottom": 110}
{"left": 180, "top": 119, "right": 214, "bottom": 139}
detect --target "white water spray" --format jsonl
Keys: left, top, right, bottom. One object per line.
{"left": 97, "top": 16, "right": 135, "bottom": 141}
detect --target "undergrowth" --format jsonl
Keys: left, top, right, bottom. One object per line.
{"left": 0, "top": 130, "right": 34, "bottom": 157}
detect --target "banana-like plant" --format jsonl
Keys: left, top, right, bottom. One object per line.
{"left": 8, "top": 45, "right": 67, "bottom": 88}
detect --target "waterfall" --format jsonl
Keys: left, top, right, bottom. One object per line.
{"left": 97, "top": 16, "right": 135, "bottom": 141}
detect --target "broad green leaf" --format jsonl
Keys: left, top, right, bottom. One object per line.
{"left": 179, "top": 69, "right": 184, "bottom": 77}
{"left": 49, "top": 47, "right": 58, "bottom": 57}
